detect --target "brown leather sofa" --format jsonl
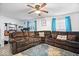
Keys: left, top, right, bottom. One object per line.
{"left": 9, "top": 31, "right": 79, "bottom": 54}
{"left": 9, "top": 32, "right": 42, "bottom": 54}
{"left": 45, "top": 32, "right": 79, "bottom": 54}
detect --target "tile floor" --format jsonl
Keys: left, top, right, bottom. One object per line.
{"left": 0, "top": 44, "right": 12, "bottom": 56}
{"left": 0, "top": 44, "right": 79, "bottom": 56}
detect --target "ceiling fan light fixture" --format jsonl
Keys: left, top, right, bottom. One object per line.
{"left": 27, "top": 3, "right": 48, "bottom": 15}
{"left": 35, "top": 10, "right": 41, "bottom": 14}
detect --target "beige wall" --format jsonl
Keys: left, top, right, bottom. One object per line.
{"left": 37, "top": 17, "right": 52, "bottom": 31}
{"left": 36, "top": 12, "right": 79, "bottom": 32}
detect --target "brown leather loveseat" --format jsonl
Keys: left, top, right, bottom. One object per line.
{"left": 45, "top": 32, "right": 79, "bottom": 54}
{"left": 9, "top": 32, "right": 42, "bottom": 54}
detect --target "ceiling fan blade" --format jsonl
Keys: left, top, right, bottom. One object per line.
{"left": 27, "top": 5, "right": 34, "bottom": 8}
{"left": 28, "top": 10, "right": 35, "bottom": 14}
{"left": 41, "top": 3, "right": 47, "bottom": 8}
{"left": 41, "top": 10, "right": 48, "bottom": 13}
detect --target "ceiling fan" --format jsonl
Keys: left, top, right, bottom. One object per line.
{"left": 27, "top": 3, "right": 48, "bottom": 16}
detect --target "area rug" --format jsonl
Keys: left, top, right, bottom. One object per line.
{"left": 18, "top": 44, "right": 79, "bottom": 56}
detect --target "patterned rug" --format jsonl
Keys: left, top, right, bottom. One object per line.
{"left": 19, "top": 44, "right": 79, "bottom": 56}
{"left": 0, "top": 44, "right": 79, "bottom": 56}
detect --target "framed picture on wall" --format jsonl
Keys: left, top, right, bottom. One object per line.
{"left": 41, "top": 19, "right": 47, "bottom": 26}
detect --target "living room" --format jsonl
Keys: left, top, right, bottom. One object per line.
{"left": 0, "top": 1, "right": 79, "bottom": 57}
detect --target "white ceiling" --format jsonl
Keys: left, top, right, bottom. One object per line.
{"left": 0, "top": 3, "right": 79, "bottom": 20}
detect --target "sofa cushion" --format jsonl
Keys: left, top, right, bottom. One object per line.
{"left": 53, "top": 39, "right": 79, "bottom": 48}
{"left": 13, "top": 32, "right": 24, "bottom": 37}
{"left": 75, "top": 36, "right": 79, "bottom": 42}
{"left": 14, "top": 37, "right": 26, "bottom": 41}
{"left": 16, "top": 40, "right": 28, "bottom": 48}
{"left": 29, "top": 38, "right": 34, "bottom": 43}
{"left": 51, "top": 33, "right": 57, "bottom": 39}
{"left": 57, "top": 35, "right": 67, "bottom": 40}
{"left": 68, "top": 35, "right": 76, "bottom": 41}
{"left": 24, "top": 32, "right": 29, "bottom": 36}
{"left": 66, "top": 40, "right": 79, "bottom": 48}
{"left": 39, "top": 32, "right": 44, "bottom": 37}
{"left": 29, "top": 32, "right": 35, "bottom": 37}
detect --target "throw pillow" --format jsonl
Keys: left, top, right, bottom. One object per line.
{"left": 68, "top": 35, "right": 76, "bottom": 41}
{"left": 57, "top": 35, "right": 67, "bottom": 40}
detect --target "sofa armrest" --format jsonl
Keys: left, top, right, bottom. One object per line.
{"left": 9, "top": 39, "right": 16, "bottom": 43}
